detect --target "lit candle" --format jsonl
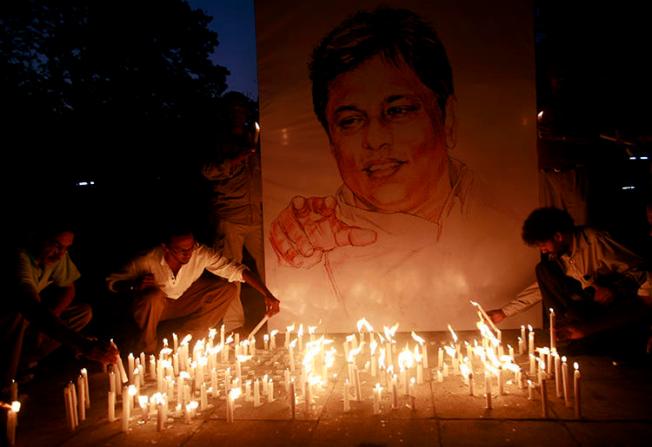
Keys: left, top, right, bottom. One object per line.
{"left": 549, "top": 308, "right": 556, "bottom": 351}
{"left": 527, "top": 379, "right": 534, "bottom": 400}
{"left": 80, "top": 368, "right": 90, "bottom": 409}
{"left": 562, "top": 356, "right": 570, "bottom": 407}
{"left": 267, "top": 378, "right": 274, "bottom": 403}
{"left": 409, "top": 378, "right": 416, "bottom": 411}
{"left": 573, "top": 362, "right": 582, "bottom": 419}
{"left": 528, "top": 325, "right": 535, "bottom": 357}
{"left": 520, "top": 325, "right": 526, "bottom": 354}
{"left": 75, "top": 376, "right": 85, "bottom": 422}
{"left": 438, "top": 346, "right": 444, "bottom": 369}
{"left": 127, "top": 353, "right": 135, "bottom": 384}
{"left": 264, "top": 334, "right": 269, "bottom": 351}
{"left": 485, "top": 372, "right": 492, "bottom": 410}
{"left": 540, "top": 379, "right": 549, "bottom": 418}
{"left": 6, "top": 401, "right": 20, "bottom": 446}
{"left": 270, "top": 330, "right": 278, "bottom": 350}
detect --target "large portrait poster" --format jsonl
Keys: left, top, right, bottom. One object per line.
{"left": 255, "top": 0, "right": 540, "bottom": 331}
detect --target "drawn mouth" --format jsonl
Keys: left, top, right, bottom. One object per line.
{"left": 363, "top": 159, "right": 406, "bottom": 178}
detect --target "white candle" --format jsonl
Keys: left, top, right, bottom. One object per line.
{"left": 254, "top": 379, "right": 262, "bottom": 407}
{"left": 562, "top": 356, "right": 571, "bottom": 407}
{"left": 6, "top": 401, "right": 19, "bottom": 446}
{"left": 528, "top": 325, "right": 535, "bottom": 357}
{"left": 540, "top": 378, "right": 549, "bottom": 418}
{"left": 267, "top": 378, "right": 274, "bottom": 403}
{"left": 80, "top": 368, "right": 90, "bottom": 409}
{"left": 270, "top": 330, "right": 277, "bottom": 350}
{"left": 70, "top": 381, "right": 79, "bottom": 427}
{"left": 485, "top": 373, "right": 492, "bottom": 409}
{"left": 264, "top": 334, "right": 269, "bottom": 351}
{"left": 157, "top": 402, "right": 165, "bottom": 432}
{"left": 108, "top": 370, "right": 116, "bottom": 394}
{"left": 438, "top": 347, "right": 444, "bottom": 369}
{"left": 108, "top": 391, "right": 116, "bottom": 422}
{"left": 529, "top": 353, "right": 536, "bottom": 376}
{"left": 549, "top": 308, "right": 556, "bottom": 351}
{"left": 355, "top": 368, "right": 363, "bottom": 401}
{"left": 520, "top": 325, "right": 526, "bottom": 355}
{"left": 409, "top": 378, "right": 416, "bottom": 410}
{"left": 574, "top": 362, "right": 582, "bottom": 419}
{"left": 343, "top": 379, "right": 351, "bottom": 412}
{"left": 373, "top": 383, "right": 382, "bottom": 414}
{"left": 422, "top": 342, "right": 429, "bottom": 369}
{"left": 127, "top": 353, "right": 135, "bottom": 384}
{"left": 63, "top": 385, "right": 75, "bottom": 431}
{"left": 200, "top": 383, "right": 208, "bottom": 410}
{"left": 391, "top": 375, "right": 398, "bottom": 410}
{"left": 289, "top": 381, "right": 296, "bottom": 419}
{"left": 121, "top": 385, "right": 130, "bottom": 433}
{"left": 553, "top": 352, "right": 562, "bottom": 398}
{"left": 211, "top": 368, "right": 219, "bottom": 398}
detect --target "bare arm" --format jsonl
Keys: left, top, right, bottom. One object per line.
{"left": 241, "top": 269, "right": 280, "bottom": 316}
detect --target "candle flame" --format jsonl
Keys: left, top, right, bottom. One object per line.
{"left": 229, "top": 387, "right": 241, "bottom": 400}
{"left": 573, "top": 362, "right": 579, "bottom": 370}
{"left": 270, "top": 329, "right": 279, "bottom": 336}
{"left": 10, "top": 401, "right": 20, "bottom": 412}
{"left": 411, "top": 331, "right": 425, "bottom": 345}
{"left": 356, "top": 318, "right": 373, "bottom": 333}
{"left": 447, "top": 324, "right": 459, "bottom": 343}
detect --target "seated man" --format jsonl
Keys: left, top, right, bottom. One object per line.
{"left": 106, "top": 224, "right": 280, "bottom": 354}
{"left": 488, "top": 207, "right": 650, "bottom": 354}
{"left": 1, "top": 223, "right": 118, "bottom": 392}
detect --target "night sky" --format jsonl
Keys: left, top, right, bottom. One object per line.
{"left": 187, "top": 0, "right": 259, "bottom": 98}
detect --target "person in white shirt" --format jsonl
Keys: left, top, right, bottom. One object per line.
{"left": 107, "top": 224, "right": 279, "bottom": 353}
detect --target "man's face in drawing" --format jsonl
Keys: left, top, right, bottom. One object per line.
{"left": 325, "top": 54, "right": 450, "bottom": 214}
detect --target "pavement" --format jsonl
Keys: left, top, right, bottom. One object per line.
{"left": 4, "top": 328, "right": 652, "bottom": 447}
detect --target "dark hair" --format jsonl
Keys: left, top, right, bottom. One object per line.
{"left": 161, "top": 221, "right": 195, "bottom": 244}
{"left": 522, "top": 207, "right": 575, "bottom": 245}
{"left": 309, "top": 7, "right": 454, "bottom": 136}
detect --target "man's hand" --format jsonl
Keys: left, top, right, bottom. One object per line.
{"left": 592, "top": 285, "right": 615, "bottom": 304}
{"left": 269, "top": 195, "right": 377, "bottom": 268}
{"left": 80, "top": 338, "right": 120, "bottom": 365}
{"left": 264, "top": 293, "right": 280, "bottom": 316}
{"left": 486, "top": 309, "right": 506, "bottom": 324}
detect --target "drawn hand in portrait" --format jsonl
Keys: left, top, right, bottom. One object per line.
{"left": 269, "top": 195, "right": 377, "bottom": 268}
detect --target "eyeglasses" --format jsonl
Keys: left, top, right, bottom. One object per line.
{"left": 168, "top": 242, "right": 198, "bottom": 256}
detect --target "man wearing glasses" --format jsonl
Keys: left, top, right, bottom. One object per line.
{"left": 107, "top": 224, "right": 280, "bottom": 354}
